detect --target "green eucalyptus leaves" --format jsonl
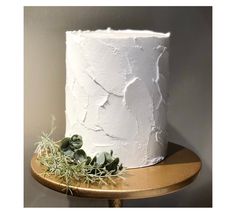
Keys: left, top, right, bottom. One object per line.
{"left": 60, "top": 135, "right": 83, "bottom": 158}
{"left": 59, "top": 134, "right": 123, "bottom": 175}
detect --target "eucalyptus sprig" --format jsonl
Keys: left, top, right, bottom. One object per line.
{"left": 34, "top": 117, "right": 126, "bottom": 192}
{"left": 59, "top": 134, "right": 124, "bottom": 175}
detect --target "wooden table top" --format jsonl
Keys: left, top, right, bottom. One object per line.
{"left": 31, "top": 142, "right": 201, "bottom": 200}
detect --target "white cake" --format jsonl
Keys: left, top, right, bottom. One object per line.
{"left": 65, "top": 28, "right": 170, "bottom": 168}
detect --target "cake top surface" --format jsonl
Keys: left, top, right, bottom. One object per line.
{"left": 66, "top": 28, "right": 170, "bottom": 39}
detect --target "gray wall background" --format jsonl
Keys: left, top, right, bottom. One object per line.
{"left": 24, "top": 7, "right": 212, "bottom": 207}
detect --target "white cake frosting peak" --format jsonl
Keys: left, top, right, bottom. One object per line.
{"left": 67, "top": 28, "right": 170, "bottom": 39}
{"left": 65, "top": 28, "right": 170, "bottom": 168}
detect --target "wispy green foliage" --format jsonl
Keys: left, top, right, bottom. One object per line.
{"left": 34, "top": 116, "right": 126, "bottom": 192}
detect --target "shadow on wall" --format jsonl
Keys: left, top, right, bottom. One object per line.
{"left": 168, "top": 123, "right": 199, "bottom": 156}
{"left": 123, "top": 180, "right": 212, "bottom": 207}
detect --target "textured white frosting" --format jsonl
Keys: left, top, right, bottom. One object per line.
{"left": 65, "top": 28, "right": 170, "bottom": 168}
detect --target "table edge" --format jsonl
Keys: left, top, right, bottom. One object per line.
{"left": 31, "top": 151, "right": 201, "bottom": 200}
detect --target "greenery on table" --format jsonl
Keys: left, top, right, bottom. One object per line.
{"left": 34, "top": 116, "right": 126, "bottom": 193}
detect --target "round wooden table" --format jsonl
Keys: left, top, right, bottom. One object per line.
{"left": 31, "top": 142, "right": 201, "bottom": 207}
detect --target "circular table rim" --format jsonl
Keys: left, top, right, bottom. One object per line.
{"left": 31, "top": 143, "right": 201, "bottom": 200}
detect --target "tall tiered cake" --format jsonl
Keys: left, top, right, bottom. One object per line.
{"left": 65, "top": 28, "right": 170, "bottom": 168}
